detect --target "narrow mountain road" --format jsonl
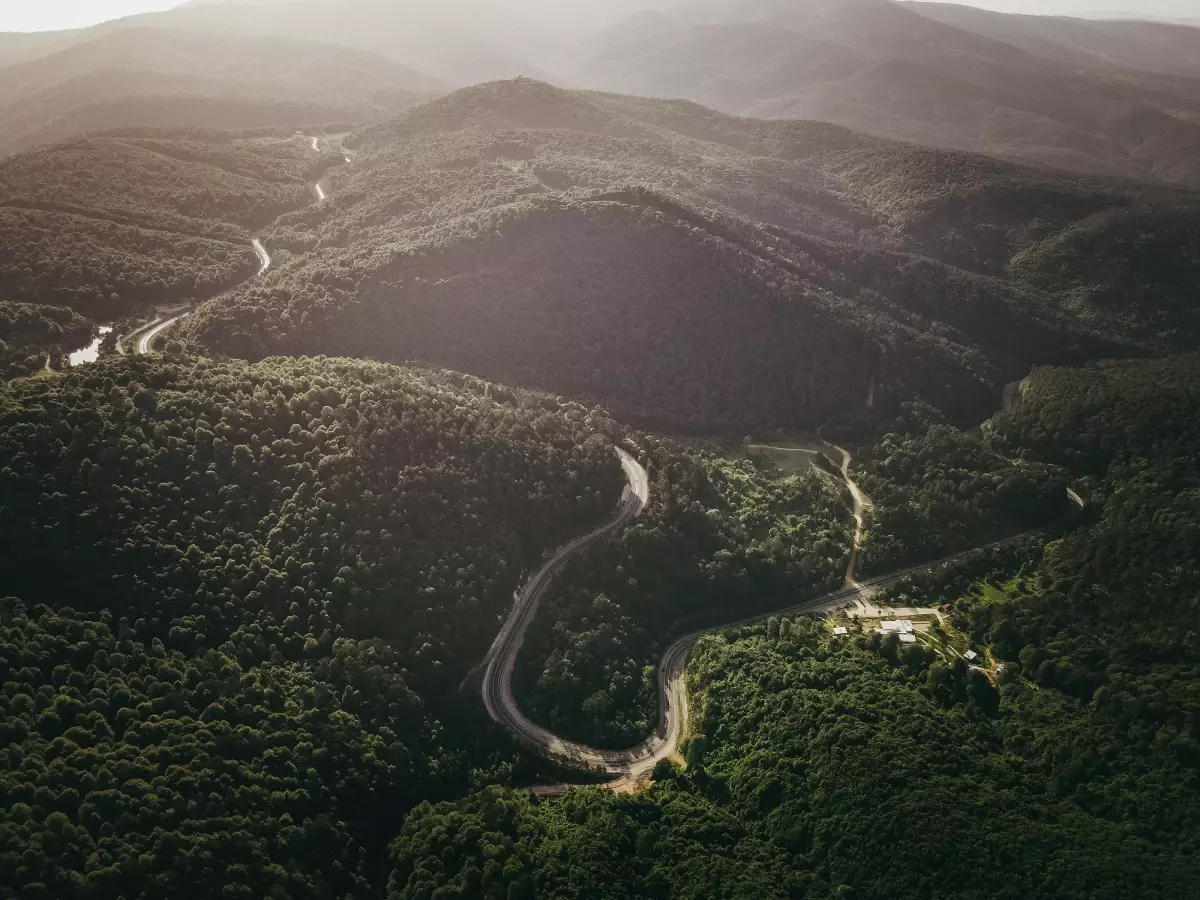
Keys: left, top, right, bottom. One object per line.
{"left": 828, "top": 441, "right": 873, "bottom": 611}
{"left": 481, "top": 447, "right": 652, "bottom": 779}
{"left": 746, "top": 442, "right": 873, "bottom": 605}
{"left": 128, "top": 139, "right": 314, "bottom": 356}
{"left": 489, "top": 441, "right": 1081, "bottom": 791}
{"left": 136, "top": 314, "right": 187, "bottom": 355}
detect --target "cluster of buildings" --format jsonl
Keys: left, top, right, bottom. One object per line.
{"left": 879, "top": 619, "right": 918, "bottom": 644}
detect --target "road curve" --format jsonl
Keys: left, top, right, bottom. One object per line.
{"left": 130, "top": 146, "right": 321, "bottom": 356}
{"left": 136, "top": 314, "right": 188, "bottom": 355}
{"left": 134, "top": 234, "right": 272, "bottom": 356}
{"left": 481, "top": 447, "right": 656, "bottom": 779}
{"left": 497, "top": 442, "right": 1081, "bottom": 790}
{"left": 252, "top": 238, "right": 271, "bottom": 275}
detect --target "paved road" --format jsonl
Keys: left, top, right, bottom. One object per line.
{"left": 480, "top": 447, "right": 655, "bottom": 779}
{"left": 252, "top": 238, "right": 271, "bottom": 275}
{"left": 136, "top": 314, "right": 187, "bottom": 355}
{"left": 127, "top": 147, "right": 318, "bottom": 356}
{"left": 488, "top": 441, "right": 1082, "bottom": 791}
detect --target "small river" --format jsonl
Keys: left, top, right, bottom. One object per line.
{"left": 68, "top": 326, "right": 113, "bottom": 367}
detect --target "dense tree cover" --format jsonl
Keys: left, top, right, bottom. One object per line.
{"left": 0, "top": 355, "right": 625, "bottom": 688}
{"left": 0, "top": 597, "right": 434, "bottom": 899}
{"left": 388, "top": 353, "right": 1200, "bottom": 900}
{"left": 0, "top": 135, "right": 314, "bottom": 228}
{"left": 179, "top": 79, "right": 1198, "bottom": 432}
{"left": 0, "top": 207, "right": 257, "bottom": 321}
{"left": 0, "top": 301, "right": 94, "bottom": 379}
{"left": 513, "top": 444, "right": 853, "bottom": 746}
{"left": 0, "top": 132, "right": 316, "bottom": 319}
{"left": 1008, "top": 204, "right": 1200, "bottom": 347}
{"left": 977, "top": 356, "right": 1200, "bottom": 715}
{"left": 0, "top": 355, "right": 634, "bottom": 898}
{"left": 856, "top": 420, "right": 1071, "bottom": 573}
{"left": 391, "top": 615, "right": 1198, "bottom": 900}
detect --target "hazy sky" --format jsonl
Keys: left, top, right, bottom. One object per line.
{"left": 0, "top": 1, "right": 188, "bottom": 33}
{"left": 2, "top": 0, "right": 1197, "bottom": 32}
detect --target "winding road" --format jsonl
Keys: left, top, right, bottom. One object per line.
{"left": 481, "top": 448, "right": 662, "bottom": 783}
{"left": 136, "top": 313, "right": 188, "bottom": 355}
{"left": 484, "top": 441, "right": 873, "bottom": 786}
{"left": 484, "top": 440, "right": 1082, "bottom": 790}
{"left": 122, "top": 138, "right": 315, "bottom": 356}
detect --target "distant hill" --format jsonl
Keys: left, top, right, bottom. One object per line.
{"left": 0, "top": 27, "right": 443, "bottom": 158}
{"left": 565, "top": 0, "right": 1200, "bottom": 187}
{"left": 178, "top": 80, "right": 1200, "bottom": 433}
{"left": 906, "top": 2, "right": 1200, "bottom": 79}
{"left": 71, "top": 0, "right": 561, "bottom": 87}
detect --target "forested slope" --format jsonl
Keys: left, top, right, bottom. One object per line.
{"left": 0, "top": 302, "right": 94, "bottom": 380}
{"left": 0, "top": 355, "right": 628, "bottom": 897}
{"left": 180, "top": 79, "right": 1200, "bottom": 432}
{"left": 0, "top": 131, "right": 316, "bottom": 326}
{"left": 385, "top": 354, "right": 1200, "bottom": 900}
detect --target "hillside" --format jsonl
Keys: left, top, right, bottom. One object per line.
{"left": 386, "top": 352, "right": 1200, "bottom": 900}
{"left": 0, "top": 27, "right": 442, "bottom": 158}
{"left": 0, "top": 353, "right": 627, "bottom": 898}
{"left": 907, "top": 1, "right": 1200, "bottom": 79}
{"left": 180, "top": 80, "right": 1199, "bottom": 433}
{"left": 565, "top": 0, "right": 1200, "bottom": 186}
{"left": 40, "top": 0, "right": 564, "bottom": 87}
{"left": 0, "top": 130, "right": 316, "bottom": 325}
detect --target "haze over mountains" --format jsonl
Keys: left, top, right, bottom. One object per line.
{"left": 567, "top": 0, "right": 1200, "bottom": 184}
{"left": 3, "top": 0, "right": 1200, "bottom": 186}
{"left": 5, "top": 3, "right": 1200, "bottom": 898}
{"left": 0, "top": 27, "right": 441, "bottom": 158}
{"left": 170, "top": 77, "right": 1199, "bottom": 433}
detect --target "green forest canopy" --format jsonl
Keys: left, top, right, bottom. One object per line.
{"left": 390, "top": 354, "right": 1200, "bottom": 900}
{"left": 180, "top": 79, "right": 1200, "bottom": 432}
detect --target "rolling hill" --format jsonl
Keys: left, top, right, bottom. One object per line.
{"left": 178, "top": 79, "right": 1200, "bottom": 433}
{"left": 906, "top": 1, "right": 1200, "bottom": 79}
{"left": 0, "top": 27, "right": 443, "bottom": 158}
{"left": 564, "top": 0, "right": 1200, "bottom": 186}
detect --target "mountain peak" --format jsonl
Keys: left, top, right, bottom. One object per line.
{"left": 361, "top": 78, "right": 649, "bottom": 145}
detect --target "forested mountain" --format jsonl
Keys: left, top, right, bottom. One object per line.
{"left": 566, "top": 0, "right": 1200, "bottom": 186}
{"left": 384, "top": 353, "right": 1200, "bottom": 900}
{"left": 3, "top": 347, "right": 1196, "bottom": 897}
{"left": 10, "top": 0, "right": 1200, "bottom": 187}
{"left": 3, "top": 4, "right": 1198, "bottom": 896}
{"left": 0, "top": 28, "right": 442, "bottom": 158}
{"left": 0, "top": 130, "right": 316, "bottom": 329}
{"left": 179, "top": 79, "right": 1199, "bottom": 432}
{"left": 0, "top": 354, "right": 627, "bottom": 897}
